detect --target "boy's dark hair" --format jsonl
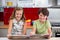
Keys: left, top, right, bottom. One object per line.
{"left": 38, "top": 8, "right": 49, "bottom": 16}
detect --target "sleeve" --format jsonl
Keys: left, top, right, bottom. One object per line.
{"left": 33, "top": 21, "right": 37, "bottom": 29}
{"left": 46, "top": 20, "right": 51, "bottom": 28}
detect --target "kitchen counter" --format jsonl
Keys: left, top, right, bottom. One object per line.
{"left": 0, "top": 37, "right": 60, "bottom": 40}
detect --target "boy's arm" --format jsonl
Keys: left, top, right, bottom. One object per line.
{"left": 47, "top": 20, "right": 52, "bottom": 36}
{"left": 31, "top": 27, "right": 36, "bottom": 34}
{"left": 44, "top": 20, "right": 52, "bottom": 39}
{"left": 48, "top": 27, "right": 52, "bottom": 37}
{"left": 30, "top": 21, "right": 37, "bottom": 35}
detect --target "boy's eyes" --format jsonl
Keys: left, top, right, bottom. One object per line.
{"left": 40, "top": 15, "right": 44, "bottom": 17}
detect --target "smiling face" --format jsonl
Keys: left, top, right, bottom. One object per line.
{"left": 15, "top": 10, "right": 23, "bottom": 21}
{"left": 39, "top": 12, "right": 47, "bottom": 22}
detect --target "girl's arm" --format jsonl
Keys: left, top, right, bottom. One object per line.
{"left": 23, "top": 24, "right": 26, "bottom": 35}
{"left": 8, "top": 20, "right": 13, "bottom": 35}
{"left": 23, "top": 22, "right": 27, "bottom": 35}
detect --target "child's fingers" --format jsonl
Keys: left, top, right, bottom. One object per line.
{"left": 7, "top": 34, "right": 12, "bottom": 39}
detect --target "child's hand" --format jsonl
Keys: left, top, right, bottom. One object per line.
{"left": 7, "top": 34, "right": 12, "bottom": 39}
{"left": 43, "top": 34, "right": 51, "bottom": 39}
{"left": 30, "top": 32, "right": 35, "bottom": 36}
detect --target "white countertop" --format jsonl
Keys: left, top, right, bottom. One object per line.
{"left": 52, "top": 27, "right": 60, "bottom": 28}
{"left": 0, "top": 37, "right": 60, "bottom": 40}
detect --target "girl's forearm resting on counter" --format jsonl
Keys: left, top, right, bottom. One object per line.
{"left": 8, "top": 20, "right": 13, "bottom": 34}
{"left": 23, "top": 25, "right": 26, "bottom": 35}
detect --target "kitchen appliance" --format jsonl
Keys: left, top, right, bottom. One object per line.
{"left": 48, "top": 8, "right": 60, "bottom": 26}
{"left": 48, "top": 8, "right": 60, "bottom": 37}
{"left": 55, "top": 32, "right": 60, "bottom": 37}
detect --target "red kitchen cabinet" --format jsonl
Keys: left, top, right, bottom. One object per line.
{"left": 0, "top": 12, "right": 4, "bottom": 21}
{"left": 24, "top": 8, "right": 39, "bottom": 20}
{"left": 4, "top": 8, "right": 14, "bottom": 25}
{"left": 4, "top": 8, "right": 40, "bottom": 25}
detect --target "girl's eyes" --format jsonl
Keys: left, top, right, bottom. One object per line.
{"left": 16, "top": 13, "right": 22, "bottom": 15}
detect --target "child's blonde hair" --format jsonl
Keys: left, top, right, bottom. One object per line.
{"left": 10, "top": 7, "right": 25, "bottom": 21}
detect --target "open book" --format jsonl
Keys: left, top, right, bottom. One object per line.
{"left": 9, "top": 34, "right": 49, "bottom": 38}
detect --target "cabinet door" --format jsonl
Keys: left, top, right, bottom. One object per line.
{"left": 4, "top": 8, "right": 14, "bottom": 25}
{"left": 24, "top": 8, "right": 39, "bottom": 20}
{"left": 18, "top": 0, "right": 34, "bottom": 7}
{"left": 0, "top": 12, "right": 3, "bottom": 21}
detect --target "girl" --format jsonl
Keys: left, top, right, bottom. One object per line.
{"left": 30, "top": 8, "right": 52, "bottom": 39}
{"left": 7, "top": 7, "right": 25, "bottom": 38}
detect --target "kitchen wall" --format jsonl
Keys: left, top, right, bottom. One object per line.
{"left": 2, "top": 0, "right": 17, "bottom": 7}
{"left": 1, "top": 0, "right": 51, "bottom": 7}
